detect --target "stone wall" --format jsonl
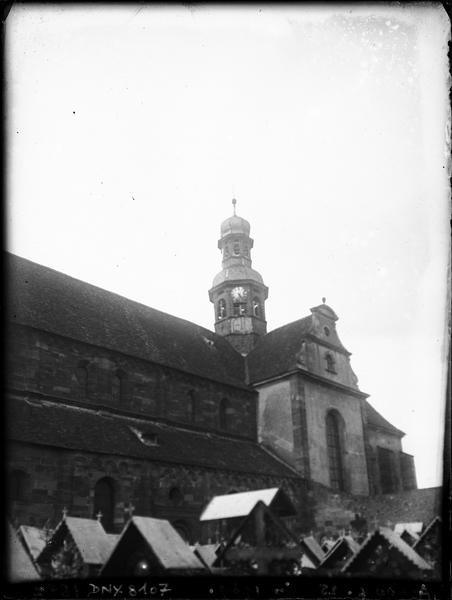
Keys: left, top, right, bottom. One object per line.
{"left": 7, "top": 441, "right": 313, "bottom": 543}
{"left": 7, "top": 324, "right": 257, "bottom": 439}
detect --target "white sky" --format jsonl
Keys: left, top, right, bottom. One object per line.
{"left": 6, "top": 4, "right": 450, "bottom": 489}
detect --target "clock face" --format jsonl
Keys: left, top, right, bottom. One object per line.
{"left": 231, "top": 286, "right": 247, "bottom": 301}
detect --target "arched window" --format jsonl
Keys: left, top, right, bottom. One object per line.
{"left": 325, "top": 352, "right": 336, "bottom": 373}
{"left": 172, "top": 520, "right": 191, "bottom": 542}
{"left": 188, "top": 390, "right": 196, "bottom": 422}
{"left": 252, "top": 297, "right": 260, "bottom": 317}
{"left": 219, "top": 398, "right": 229, "bottom": 430}
{"left": 93, "top": 477, "right": 115, "bottom": 532}
{"left": 76, "top": 361, "right": 88, "bottom": 398}
{"left": 168, "top": 486, "right": 183, "bottom": 506}
{"left": 326, "top": 411, "right": 345, "bottom": 491}
{"left": 217, "top": 299, "right": 226, "bottom": 320}
{"left": 233, "top": 241, "right": 240, "bottom": 255}
{"left": 10, "top": 470, "right": 29, "bottom": 502}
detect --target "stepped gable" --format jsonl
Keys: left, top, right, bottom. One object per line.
{"left": 246, "top": 317, "right": 313, "bottom": 383}
{"left": 8, "top": 396, "right": 298, "bottom": 478}
{"left": 6, "top": 252, "right": 247, "bottom": 388}
{"left": 364, "top": 401, "right": 404, "bottom": 436}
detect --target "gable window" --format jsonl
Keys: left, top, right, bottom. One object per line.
{"left": 188, "top": 390, "right": 196, "bottom": 422}
{"left": 219, "top": 397, "right": 229, "bottom": 430}
{"left": 326, "top": 410, "right": 345, "bottom": 491}
{"left": 10, "top": 469, "right": 29, "bottom": 502}
{"left": 93, "top": 477, "right": 115, "bottom": 532}
{"left": 217, "top": 299, "right": 226, "bottom": 320}
{"left": 325, "top": 352, "right": 336, "bottom": 374}
{"left": 252, "top": 297, "right": 260, "bottom": 317}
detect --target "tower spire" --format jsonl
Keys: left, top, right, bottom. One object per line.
{"left": 208, "top": 204, "right": 268, "bottom": 355}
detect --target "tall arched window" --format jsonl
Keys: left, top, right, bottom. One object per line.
{"left": 188, "top": 390, "right": 196, "bottom": 423}
{"left": 219, "top": 398, "right": 229, "bottom": 430}
{"left": 217, "top": 299, "right": 226, "bottom": 320}
{"left": 326, "top": 411, "right": 345, "bottom": 491}
{"left": 93, "top": 477, "right": 115, "bottom": 532}
{"left": 10, "top": 470, "right": 29, "bottom": 502}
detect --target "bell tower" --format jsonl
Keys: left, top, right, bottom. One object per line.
{"left": 209, "top": 200, "right": 268, "bottom": 355}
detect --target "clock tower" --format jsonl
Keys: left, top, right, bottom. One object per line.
{"left": 209, "top": 200, "right": 268, "bottom": 355}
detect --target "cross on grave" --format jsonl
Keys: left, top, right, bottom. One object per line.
{"left": 371, "top": 516, "right": 379, "bottom": 531}
{"left": 62, "top": 507, "right": 68, "bottom": 519}
{"left": 124, "top": 503, "right": 136, "bottom": 519}
{"left": 96, "top": 510, "right": 103, "bottom": 522}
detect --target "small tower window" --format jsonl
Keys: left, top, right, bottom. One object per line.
{"left": 217, "top": 299, "right": 226, "bottom": 320}
{"left": 325, "top": 352, "right": 336, "bottom": 373}
{"left": 233, "top": 241, "right": 240, "bottom": 255}
{"left": 233, "top": 303, "right": 247, "bottom": 316}
{"left": 252, "top": 297, "right": 260, "bottom": 317}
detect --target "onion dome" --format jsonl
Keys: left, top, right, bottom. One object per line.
{"left": 220, "top": 214, "right": 251, "bottom": 237}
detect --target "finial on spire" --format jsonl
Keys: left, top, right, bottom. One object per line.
{"left": 232, "top": 198, "right": 237, "bottom": 216}
{"left": 322, "top": 297, "right": 326, "bottom": 304}
{"left": 62, "top": 507, "right": 68, "bottom": 520}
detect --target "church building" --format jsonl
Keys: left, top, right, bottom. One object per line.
{"left": 6, "top": 203, "right": 417, "bottom": 542}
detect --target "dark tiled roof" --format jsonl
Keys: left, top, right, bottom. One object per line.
{"left": 364, "top": 401, "right": 404, "bottom": 436}
{"left": 342, "top": 527, "right": 432, "bottom": 573}
{"left": 246, "top": 317, "right": 313, "bottom": 383}
{"left": 8, "top": 397, "right": 297, "bottom": 478}
{"left": 6, "top": 253, "right": 247, "bottom": 388}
